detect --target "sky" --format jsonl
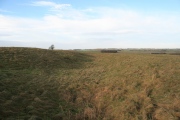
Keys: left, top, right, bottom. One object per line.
{"left": 0, "top": 0, "right": 180, "bottom": 49}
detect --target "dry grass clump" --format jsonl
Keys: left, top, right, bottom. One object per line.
{"left": 154, "top": 99, "right": 180, "bottom": 120}
{"left": 1, "top": 47, "right": 180, "bottom": 119}
{"left": 71, "top": 53, "right": 180, "bottom": 120}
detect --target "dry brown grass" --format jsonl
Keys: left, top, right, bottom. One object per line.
{"left": 0, "top": 48, "right": 180, "bottom": 119}
{"left": 70, "top": 52, "right": 180, "bottom": 120}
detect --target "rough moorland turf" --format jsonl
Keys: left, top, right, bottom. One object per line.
{"left": 0, "top": 47, "right": 180, "bottom": 120}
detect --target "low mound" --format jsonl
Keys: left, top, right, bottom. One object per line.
{"left": 0, "top": 47, "right": 93, "bottom": 119}
{"left": 0, "top": 47, "right": 92, "bottom": 70}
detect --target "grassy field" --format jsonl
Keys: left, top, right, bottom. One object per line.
{"left": 0, "top": 47, "right": 180, "bottom": 120}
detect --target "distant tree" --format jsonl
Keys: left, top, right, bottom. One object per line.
{"left": 49, "top": 44, "right": 55, "bottom": 50}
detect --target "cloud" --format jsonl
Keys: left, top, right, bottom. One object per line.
{"left": 0, "top": 33, "right": 12, "bottom": 37}
{"left": 31, "top": 1, "right": 71, "bottom": 10}
{"left": 0, "top": 1, "right": 180, "bottom": 49}
{"left": 0, "top": 9, "right": 13, "bottom": 13}
{"left": 81, "top": 30, "right": 139, "bottom": 37}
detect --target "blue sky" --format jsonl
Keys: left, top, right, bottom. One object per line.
{"left": 0, "top": 0, "right": 180, "bottom": 49}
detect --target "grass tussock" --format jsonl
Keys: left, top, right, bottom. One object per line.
{"left": 0, "top": 47, "right": 180, "bottom": 120}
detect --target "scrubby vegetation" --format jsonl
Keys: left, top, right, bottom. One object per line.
{"left": 0, "top": 47, "right": 180, "bottom": 120}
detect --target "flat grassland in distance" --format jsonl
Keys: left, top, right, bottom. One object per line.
{"left": 0, "top": 47, "right": 180, "bottom": 120}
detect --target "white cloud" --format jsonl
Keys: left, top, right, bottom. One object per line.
{"left": 0, "top": 1, "right": 180, "bottom": 49}
{"left": 31, "top": 1, "right": 71, "bottom": 10}
{"left": 0, "top": 9, "right": 13, "bottom": 13}
{"left": 32, "top": 1, "right": 56, "bottom": 6}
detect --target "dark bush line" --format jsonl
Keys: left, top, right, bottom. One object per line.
{"left": 169, "top": 53, "right": 180, "bottom": 55}
{"left": 151, "top": 53, "right": 166, "bottom": 54}
{"left": 101, "top": 50, "right": 118, "bottom": 53}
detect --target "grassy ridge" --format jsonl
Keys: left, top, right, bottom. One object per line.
{"left": 0, "top": 47, "right": 92, "bottom": 70}
{"left": 0, "top": 47, "right": 180, "bottom": 120}
{"left": 0, "top": 47, "right": 93, "bottom": 119}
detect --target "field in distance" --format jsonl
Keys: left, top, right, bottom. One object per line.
{"left": 0, "top": 47, "right": 180, "bottom": 120}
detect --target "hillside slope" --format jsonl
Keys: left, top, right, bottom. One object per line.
{"left": 0, "top": 47, "right": 92, "bottom": 70}
{"left": 0, "top": 47, "right": 93, "bottom": 119}
{"left": 0, "top": 47, "right": 180, "bottom": 120}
